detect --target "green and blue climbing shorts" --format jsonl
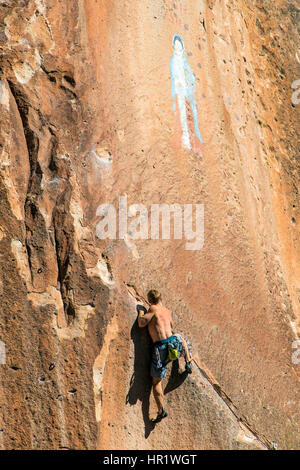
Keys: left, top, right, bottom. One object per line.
{"left": 150, "top": 334, "right": 185, "bottom": 378}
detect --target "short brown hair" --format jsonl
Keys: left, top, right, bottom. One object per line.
{"left": 147, "top": 289, "right": 161, "bottom": 305}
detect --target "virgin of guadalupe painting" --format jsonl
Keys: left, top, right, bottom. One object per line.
{"left": 170, "top": 34, "right": 203, "bottom": 153}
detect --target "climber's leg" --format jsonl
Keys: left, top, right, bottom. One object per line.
{"left": 181, "top": 337, "right": 193, "bottom": 373}
{"left": 173, "top": 333, "right": 193, "bottom": 374}
{"left": 181, "top": 336, "right": 192, "bottom": 362}
{"left": 173, "top": 333, "right": 192, "bottom": 362}
{"left": 152, "top": 377, "right": 164, "bottom": 413}
{"left": 152, "top": 377, "right": 168, "bottom": 422}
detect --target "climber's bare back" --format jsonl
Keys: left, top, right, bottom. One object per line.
{"left": 147, "top": 304, "right": 173, "bottom": 343}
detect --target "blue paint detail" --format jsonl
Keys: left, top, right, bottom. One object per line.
{"left": 170, "top": 34, "right": 203, "bottom": 145}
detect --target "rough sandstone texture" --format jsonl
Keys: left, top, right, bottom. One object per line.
{"left": 0, "top": 0, "right": 299, "bottom": 450}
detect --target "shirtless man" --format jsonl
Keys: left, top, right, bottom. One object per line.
{"left": 138, "top": 289, "right": 192, "bottom": 423}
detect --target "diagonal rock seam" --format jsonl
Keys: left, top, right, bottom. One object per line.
{"left": 125, "top": 282, "right": 274, "bottom": 450}
{"left": 125, "top": 282, "right": 150, "bottom": 306}
{"left": 192, "top": 358, "right": 274, "bottom": 450}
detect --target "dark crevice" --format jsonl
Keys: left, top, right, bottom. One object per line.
{"left": 52, "top": 186, "right": 76, "bottom": 326}
{"left": 53, "top": 223, "right": 70, "bottom": 325}
{"left": 24, "top": 239, "right": 33, "bottom": 283}
{"left": 7, "top": 80, "right": 42, "bottom": 281}
{"left": 59, "top": 85, "right": 77, "bottom": 100}
{"left": 48, "top": 130, "right": 59, "bottom": 173}
{"left": 40, "top": 64, "right": 59, "bottom": 84}
{"left": 66, "top": 303, "right": 75, "bottom": 323}
{"left": 63, "top": 74, "right": 76, "bottom": 88}
{"left": 7, "top": 81, "right": 40, "bottom": 188}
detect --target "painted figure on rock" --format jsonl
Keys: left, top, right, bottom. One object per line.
{"left": 170, "top": 34, "right": 203, "bottom": 152}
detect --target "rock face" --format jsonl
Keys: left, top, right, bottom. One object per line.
{"left": 0, "top": 0, "right": 299, "bottom": 450}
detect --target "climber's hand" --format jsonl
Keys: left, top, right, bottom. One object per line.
{"left": 138, "top": 307, "right": 154, "bottom": 328}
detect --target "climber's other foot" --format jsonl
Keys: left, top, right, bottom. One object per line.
{"left": 185, "top": 361, "right": 193, "bottom": 374}
{"left": 152, "top": 408, "right": 168, "bottom": 423}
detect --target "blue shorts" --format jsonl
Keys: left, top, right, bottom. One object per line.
{"left": 150, "top": 334, "right": 184, "bottom": 378}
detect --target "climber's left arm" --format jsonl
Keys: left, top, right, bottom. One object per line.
{"left": 138, "top": 307, "right": 154, "bottom": 328}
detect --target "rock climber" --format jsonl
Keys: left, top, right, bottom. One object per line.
{"left": 137, "top": 289, "right": 193, "bottom": 423}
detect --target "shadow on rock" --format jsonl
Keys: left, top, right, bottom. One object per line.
{"left": 126, "top": 305, "right": 155, "bottom": 438}
{"left": 164, "top": 359, "right": 188, "bottom": 395}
